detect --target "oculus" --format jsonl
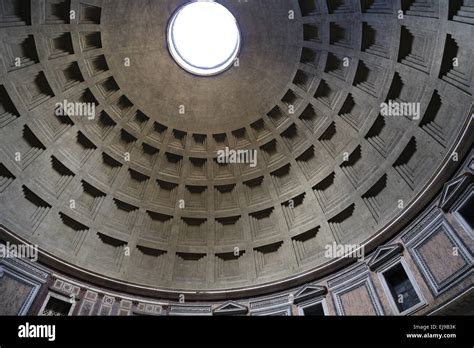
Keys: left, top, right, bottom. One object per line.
{"left": 167, "top": 1, "right": 241, "bottom": 76}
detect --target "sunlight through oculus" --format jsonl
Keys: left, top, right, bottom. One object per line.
{"left": 167, "top": 1, "right": 241, "bottom": 76}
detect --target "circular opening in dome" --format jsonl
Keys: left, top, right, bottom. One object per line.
{"left": 167, "top": 1, "right": 241, "bottom": 76}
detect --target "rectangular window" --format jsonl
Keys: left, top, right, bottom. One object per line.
{"left": 455, "top": 192, "right": 474, "bottom": 233}
{"left": 42, "top": 296, "right": 72, "bottom": 316}
{"left": 39, "top": 292, "right": 76, "bottom": 316}
{"left": 458, "top": 194, "right": 474, "bottom": 229}
{"left": 383, "top": 263, "right": 421, "bottom": 313}
{"left": 302, "top": 302, "right": 325, "bottom": 316}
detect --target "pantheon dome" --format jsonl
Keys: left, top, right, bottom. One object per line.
{"left": 0, "top": 0, "right": 473, "bottom": 319}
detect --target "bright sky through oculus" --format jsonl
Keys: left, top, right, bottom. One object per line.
{"left": 168, "top": 1, "right": 241, "bottom": 76}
